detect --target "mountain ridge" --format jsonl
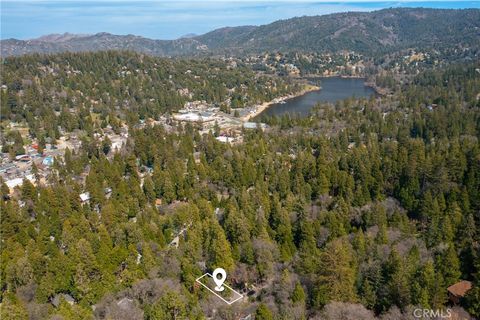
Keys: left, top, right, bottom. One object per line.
{"left": 2, "top": 8, "right": 479, "bottom": 57}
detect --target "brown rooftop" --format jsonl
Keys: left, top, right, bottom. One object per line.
{"left": 447, "top": 280, "right": 472, "bottom": 298}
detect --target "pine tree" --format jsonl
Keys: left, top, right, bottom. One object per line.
{"left": 291, "top": 281, "right": 306, "bottom": 305}
{"left": 142, "top": 175, "right": 156, "bottom": 203}
{"left": 385, "top": 250, "right": 411, "bottom": 308}
{"left": 255, "top": 303, "right": 274, "bottom": 320}
{"left": 437, "top": 243, "right": 461, "bottom": 286}
{"left": 206, "top": 221, "right": 234, "bottom": 272}
{"left": 314, "top": 239, "right": 357, "bottom": 306}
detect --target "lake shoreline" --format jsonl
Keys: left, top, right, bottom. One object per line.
{"left": 249, "top": 77, "right": 377, "bottom": 119}
{"left": 306, "top": 74, "right": 387, "bottom": 96}
{"left": 304, "top": 74, "right": 365, "bottom": 79}
{"left": 241, "top": 84, "right": 320, "bottom": 121}
{"left": 364, "top": 81, "right": 389, "bottom": 96}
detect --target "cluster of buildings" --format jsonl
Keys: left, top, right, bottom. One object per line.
{"left": 1, "top": 124, "right": 129, "bottom": 194}
{"left": 134, "top": 95, "right": 272, "bottom": 147}
{"left": 239, "top": 51, "right": 366, "bottom": 77}
{"left": 1, "top": 93, "right": 268, "bottom": 196}
{"left": 0, "top": 141, "right": 59, "bottom": 192}
{"left": 166, "top": 100, "right": 268, "bottom": 144}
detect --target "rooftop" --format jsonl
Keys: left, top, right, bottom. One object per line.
{"left": 447, "top": 280, "right": 472, "bottom": 297}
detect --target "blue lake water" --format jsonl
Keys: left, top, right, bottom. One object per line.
{"left": 255, "top": 77, "right": 375, "bottom": 119}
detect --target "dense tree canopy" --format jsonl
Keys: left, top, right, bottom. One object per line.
{"left": 0, "top": 54, "right": 479, "bottom": 319}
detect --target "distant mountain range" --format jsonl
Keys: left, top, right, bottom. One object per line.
{"left": 1, "top": 8, "right": 479, "bottom": 57}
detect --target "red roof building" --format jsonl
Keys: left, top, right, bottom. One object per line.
{"left": 447, "top": 280, "right": 472, "bottom": 304}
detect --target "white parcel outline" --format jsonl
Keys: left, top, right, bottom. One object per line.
{"left": 195, "top": 273, "right": 243, "bottom": 305}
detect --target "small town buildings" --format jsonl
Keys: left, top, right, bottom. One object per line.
{"left": 104, "top": 187, "right": 113, "bottom": 199}
{"left": 0, "top": 163, "right": 16, "bottom": 174}
{"left": 243, "top": 122, "right": 268, "bottom": 130}
{"left": 215, "top": 135, "right": 240, "bottom": 144}
{"left": 15, "top": 154, "right": 31, "bottom": 162}
{"left": 5, "top": 174, "right": 35, "bottom": 193}
{"left": 80, "top": 192, "right": 91, "bottom": 203}
{"left": 173, "top": 112, "right": 215, "bottom": 123}
{"left": 174, "top": 112, "right": 202, "bottom": 122}
{"left": 42, "top": 156, "right": 54, "bottom": 166}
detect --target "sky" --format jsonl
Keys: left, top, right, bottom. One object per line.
{"left": 1, "top": 1, "right": 479, "bottom": 40}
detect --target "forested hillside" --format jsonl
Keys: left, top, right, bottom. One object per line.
{"left": 196, "top": 8, "right": 480, "bottom": 55}
{"left": 1, "top": 60, "right": 479, "bottom": 319}
{"left": 2, "top": 8, "right": 479, "bottom": 57}
{"left": 0, "top": 51, "right": 297, "bottom": 140}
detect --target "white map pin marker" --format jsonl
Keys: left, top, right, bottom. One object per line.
{"left": 213, "top": 268, "right": 227, "bottom": 292}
